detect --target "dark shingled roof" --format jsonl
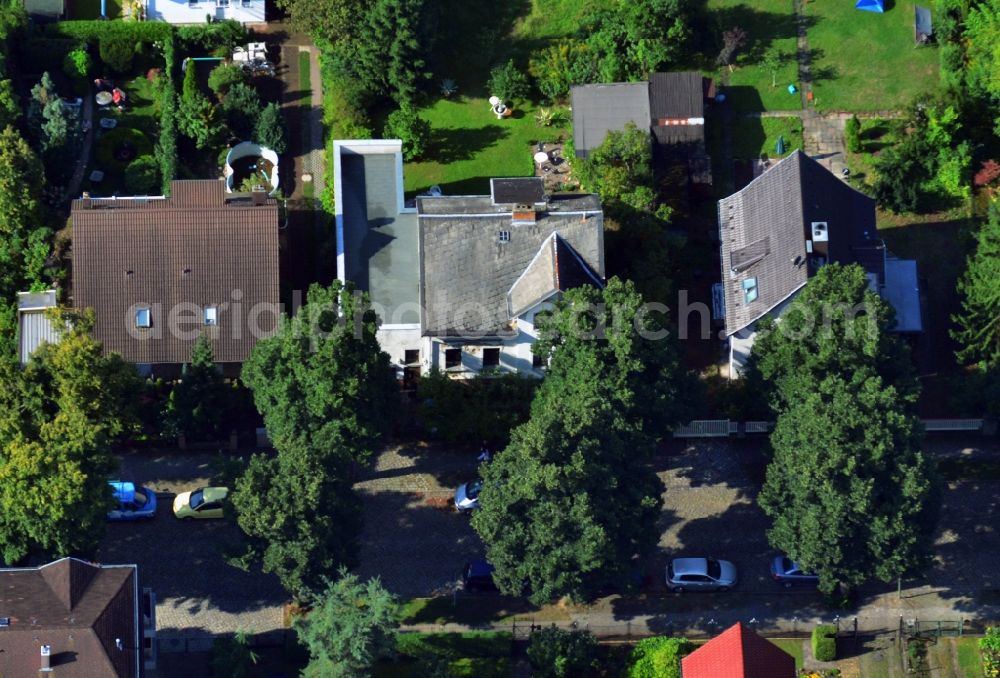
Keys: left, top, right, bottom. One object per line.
{"left": 507, "top": 233, "right": 604, "bottom": 318}
{"left": 718, "top": 151, "right": 883, "bottom": 336}
{"left": 418, "top": 194, "right": 604, "bottom": 336}
{"left": 682, "top": 622, "right": 796, "bottom": 678}
{"left": 491, "top": 177, "right": 546, "bottom": 205}
{"left": 0, "top": 558, "right": 139, "bottom": 678}
{"left": 71, "top": 180, "right": 280, "bottom": 365}
{"left": 648, "top": 71, "right": 705, "bottom": 120}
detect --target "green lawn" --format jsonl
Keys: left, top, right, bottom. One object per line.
{"left": 955, "top": 637, "right": 985, "bottom": 676}
{"left": 400, "top": 595, "right": 569, "bottom": 626}
{"left": 731, "top": 116, "right": 803, "bottom": 160}
{"left": 512, "top": 0, "right": 611, "bottom": 41}
{"left": 804, "top": 0, "right": 939, "bottom": 111}
{"left": 376, "top": 632, "right": 513, "bottom": 678}
{"left": 298, "top": 51, "right": 312, "bottom": 95}
{"left": 404, "top": 97, "right": 567, "bottom": 196}
{"left": 708, "top": 0, "right": 802, "bottom": 112}
{"left": 770, "top": 639, "right": 805, "bottom": 670}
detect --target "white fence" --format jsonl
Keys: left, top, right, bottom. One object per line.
{"left": 674, "top": 418, "right": 984, "bottom": 438}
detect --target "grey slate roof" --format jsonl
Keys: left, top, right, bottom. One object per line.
{"left": 507, "top": 233, "right": 604, "bottom": 318}
{"left": 648, "top": 72, "right": 705, "bottom": 121}
{"left": 718, "top": 151, "right": 890, "bottom": 336}
{"left": 419, "top": 194, "right": 604, "bottom": 336}
{"left": 491, "top": 177, "right": 546, "bottom": 205}
{"left": 570, "top": 83, "right": 650, "bottom": 159}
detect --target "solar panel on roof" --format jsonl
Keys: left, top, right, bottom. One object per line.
{"left": 490, "top": 178, "right": 545, "bottom": 205}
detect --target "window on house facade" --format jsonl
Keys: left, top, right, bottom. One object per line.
{"left": 742, "top": 277, "right": 758, "bottom": 304}
{"left": 135, "top": 307, "right": 151, "bottom": 329}
{"left": 404, "top": 349, "right": 420, "bottom": 366}
{"left": 444, "top": 348, "right": 462, "bottom": 369}
{"left": 204, "top": 306, "right": 218, "bottom": 326}
{"left": 482, "top": 348, "right": 500, "bottom": 369}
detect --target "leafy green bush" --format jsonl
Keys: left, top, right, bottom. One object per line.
{"left": 980, "top": 626, "right": 1000, "bottom": 676}
{"left": 488, "top": 59, "right": 530, "bottom": 104}
{"left": 207, "top": 62, "right": 247, "bottom": 96}
{"left": 124, "top": 155, "right": 161, "bottom": 195}
{"left": 99, "top": 38, "right": 135, "bottom": 73}
{"left": 395, "top": 632, "right": 512, "bottom": 660}
{"left": 63, "top": 48, "right": 93, "bottom": 80}
{"left": 255, "top": 102, "right": 287, "bottom": 154}
{"left": 176, "top": 19, "right": 246, "bottom": 52}
{"left": 529, "top": 40, "right": 596, "bottom": 102}
{"left": 812, "top": 624, "right": 837, "bottom": 662}
{"left": 222, "top": 82, "right": 261, "bottom": 139}
{"left": 383, "top": 105, "right": 430, "bottom": 161}
{"left": 844, "top": 115, "right": 861, "bottom": 153}
{"left": 627, "top": 637, "right": 691, "bottom": 678}
{"left": 526, "top": 627, "right": 598, "bottom": 678}
{"left": 96, "top": 127, "right": 154, "bottom": 171}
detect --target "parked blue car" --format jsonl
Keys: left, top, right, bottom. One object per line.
{"left": 107, "top": 481, "right": 157, "bottom": 521}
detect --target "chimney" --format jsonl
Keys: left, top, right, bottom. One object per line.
{"left": 251, "top": 188, "right": 267, "bottom": 206}
{"left": 40, "top": 645, "right": 51, "bottom": 672}
{"left": 511, "top": 203, "right": 536, "bottom": 225}
{"left": 81, "top": 191, "right": 92, "bottom": 210}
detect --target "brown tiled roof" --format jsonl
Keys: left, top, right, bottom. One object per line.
{"left": 71, "top": 180, "right": 280, "bottom": 364}
{"left": 0, "top": 558, "right": 139, "bottom": 678}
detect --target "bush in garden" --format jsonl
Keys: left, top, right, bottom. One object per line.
{"left": 627, "top": 636, "right": 692, "bottom": 678}
{"left": 383, "top": 105, "right": 430, "bottom": 161}
{"left": 222, "top": 82, "right": 261, "bottom": 140}
{"left": 208, "top": 62, "right": 247, "bottom": 96}
{"left": 124, "top": 155, "right": 161, "bottom": 195}
{"left": 980, "top": 627, "right": 1000, "bottom": 676}
{"left": 812, "top": 624, "right": 837, "bottom": 662}
{"left": 844, "top": 115, "right": 861, "bottom": 153}
{"left": 99, "top": 38, "right": 135, "bottom": 73}
{"left": 63, "top": 48, "right": 93, "bottom": 80}
{"left": 488, "top": 59, "right": 530, "bottom": 105}
{"left": 254, "top": 102, "right": 287, "bottom": 154}
{"left": 526, "top": 626, "right": 598, "bottom": 678}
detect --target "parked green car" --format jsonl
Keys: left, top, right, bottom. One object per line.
{"left": 172, "top": 486, "right": 229, "bottom": 520}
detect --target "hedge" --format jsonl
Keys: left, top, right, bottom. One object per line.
{"left": 627, "top": 637, "right": 692, "bottom": 678}
{"left": 394, "top": 632, "right": 512, "bottom": 661}
{"left": 812, "top": 624, "right": 837, "bottom": 662}
{"left": 44, "top": 20, "right": 171, "bottom": 45}
{"left": 156, "top": 32, "right": 177, "bottom": 194}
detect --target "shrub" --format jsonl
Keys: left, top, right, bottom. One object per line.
{"left": 222, "top": 82, "right": 261, "bottom": 139}
{"left": 974, "top": 159, "right": 1000, "bottom": 188}
{"left": 99, "top": 38, "right": 135, "bottom": 73}
{"left": 529, "top": 40, "right": 595, "bottom": 102}
{"left": 209, "top": 631, "right": 258, "bottom": 678}
{"left": 63, "top": 47, "right": 93, "bottom": 80}
{"left": 383, "top": 105, "right": 430, "bottom": 161}
{"left": 627, "top": 637, "right": 692, "bottom": 678}
{"left": 124, "top": 155, "right": 161, "bottom": 195}
{"left": 207, "top": 62, "right": 247, "bottom": 96}
{"left": 255, "top": 102, "right": 287, "bottom": 154}
{"left": 980, "top": 627, "right": 1000, "bottom": 676}
{"left": 176, "top": 20, "right": 247, "bottom": 52}
{"left": 526, "top": 627, "right": 598, "bottom": 678}
{"left": 844, "top": 115, "right": 861, "bottom": 153}
{"left": 812, "top": 624, "right": 837, "bottom": 662}
{"left": 488, "top": 59, "right": 530, "bottom": 105}
{"left": 96, "top": 127, "right": 154, "bottom": 171}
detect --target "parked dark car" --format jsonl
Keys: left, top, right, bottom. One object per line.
{"left": 770, "top": 555, "right": 820, "bottom": 587}
{"left": 462, "top": 559, "right": 498, "bottom": 592}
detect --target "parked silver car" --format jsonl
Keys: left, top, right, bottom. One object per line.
{"left": 454, "top": 480, "right": 482, "bottom": 512}
{"left": 770, "top": 555, "right": 820, "bottom": 587}
{"left": 666, "top": 557, "right": 737, "bottom": 592}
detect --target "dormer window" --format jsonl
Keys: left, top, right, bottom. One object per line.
{"left": 742, "top": 278, "right": 759, "bottom": 304}
{"left": 204, "top": 306, "right": 218, "bottom": 326}
{"left": 498, "top": 230, "right": 511, "bottom": 243}
{"left": 135, "top": 307, "right": 151, "bottom": 328}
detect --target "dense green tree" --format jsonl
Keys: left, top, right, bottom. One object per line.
{"left": 0, "top": 310, "right": 141, "bottom": 563}
{"left": 0, "top": 80, "right": 19, "bottom": 128}
{"left": 527, "top": 627, "right": 599, "bottom": 678}
{"left": 230, "top": 445, "right": 363, "bottom": 599}
{"left": 487, "top": 59, "right": 530, "bottom": 104}
{"left": 953, "top": 203, "right": 1000, "bottom": 366}
{"left": 964, "top": 0, "right": 1000, "bottom": 107}
{"left": 163, "top": 335, "right": 226, "bottom": 440}
{"left": 179, "top": 94, "right": 224, "bottom": 150}
{"left": 124, "top": 155, "right": 161, "bottom": 195}
{"left": 382, "top": 105, "right": 430, "bottom": 160}
{"left": 576, "top": 122, "right": 655, "bottom": 213}
{"left": 207, "top": 62, "right": 247, "bottom": 96}
{"left": 471, "top": 279, "right": 693, "bottom": 603}
{"left": 293, "top": 569, "right": 399, "bottom": 677}
{"left": 626, "top": 637, "right": 691, "bottom": 678}
{"left": 63, "top": 48, "right": 93, "bottom": 80}
{"left": 273, "top": 0, "right": 364, "bottom": 47}
{"left": 416, "top": 371, "right": 537, "bottom": 447}
{"left": 750, "top": 263, "right": 919, "bottom": 413}
{"left": 529, "top": 40, "right": 598, "bottom": 101}
{"left": 27, "top": 72, "right": 56, "bottom": 139}
{"left": 0, "top": 126, "right": 51, "bottom": 307}
{"left": 254, "top": 102, "right": 287, "bottom": 154}
{"left": 352, "top": 0, "right": 429, "bottom": 104}
{"left": 759, "top": 374, "right": 939, "bottom": 594}
{"left": 240, "top": 281, "right": 396, "bottom": 468}
{"left": 99, "top": 38, "right": 134, "bottom": 73}
{"left": 40, "top": 97, "right": 69, "bottom": 154}
{"left": 222, "top": 82, "right": 261, "bottom": 139}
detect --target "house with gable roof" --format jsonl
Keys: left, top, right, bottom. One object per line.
{"left": 717, "top": 150, "right": 923, "bottom": 377}
{"left": 681, "top": 622, "right": 796, "bottom": 678}
{"left": 333, "top": 140, "right": 605, "bottom": 380}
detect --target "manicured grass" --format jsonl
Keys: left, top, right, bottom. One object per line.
{"left": 770, "top": 639, "right": 805, "bottom": 670}
{"left": 72, "top": 0, "right": 121, "bottom": 18}
{"left": 376, "top": 632, "right": 513, "bottom": 678}
{"left": 404, "top": 97, "right": 567, "bottom": 196}
{"left": 298, "top": 50, "right": 312, "bottom": 96}
{"left": 731, "top": 116, "right": 803, "bottom": 160}
{"left": 374, "top": 658, "right": 511, "bottom": 678}
{"left": 707, "top": 0, "right": 802, "bottom": 112}
{"left": 955, "top": 637, "right": 985, "bottom": 676}
{"left": 804, "top": 0, "right": 939, "bottom": 111}
{"left": 400, "top": 596, "right": 569, "bottom": 625}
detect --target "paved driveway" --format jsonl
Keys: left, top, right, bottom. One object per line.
{"left": 98, "top": 451, "right": 285, "bottom": 639}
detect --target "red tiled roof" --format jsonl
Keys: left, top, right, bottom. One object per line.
{"left": 71, "top": 180, "right": 280, "bottom": 364}
{"left": 681, "top": 622, "right": 796, "bottom": 678}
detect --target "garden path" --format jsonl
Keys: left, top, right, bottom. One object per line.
{"left": 65, "top": 89, "right": 95, "bottom": 200}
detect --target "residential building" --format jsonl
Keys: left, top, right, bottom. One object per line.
{"left": 17, "top": 289, "right": 59, "bottom": 365}
{"left": 716, "top": 150, "right": 922, "bottom": 377}
{"left": 681, "top": 622, "right": 796, "bottom": 678}
{"left": 570, "top": 71, "right": 712, "bottom": 183}
{"left": 333, "top": 140, "right": 605, "bottom": 380}
{"left": 0, "top": 557, "right": 157, "bottom": 677}
{"left": 23, "top": 0, "right": 64, "bottom": 19}
{"left": 71, "top": 180, "right": 280, "bottom": 376}
{"left": 141, "top": 0, "right": 265, "bottom": 24}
